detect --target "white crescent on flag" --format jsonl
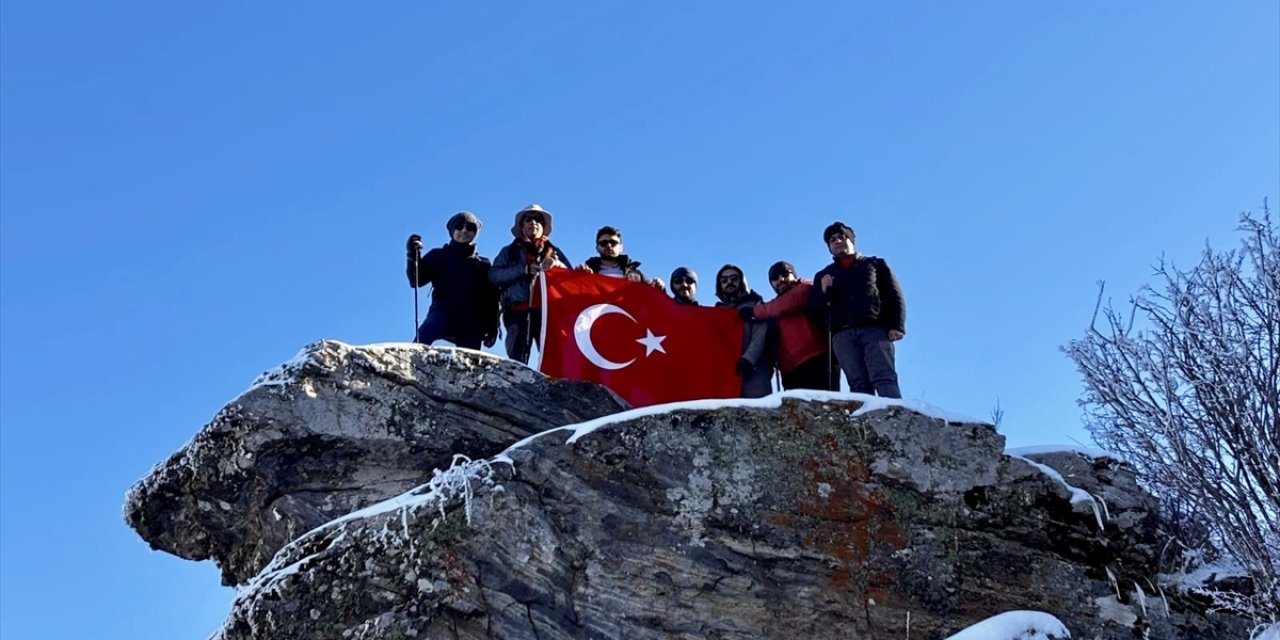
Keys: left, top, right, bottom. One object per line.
{"left": 573, "top": 303, "right": 667, "bottom": 370}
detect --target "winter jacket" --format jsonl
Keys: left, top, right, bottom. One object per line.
{"left": 489, "top": 207, "right": 572, "bottom": 314}
{"left": 809, "top": 254, "right": 905, "bottom": 334}
{"left": 748, "top": 280, "right": 826, "bottom": 374}
{"left": 406, "top": 241, "right": 500, "bottom": 340}
{"left": 583, "top": 255, "right": 645, "bottom": 281}
{"left": 490, "top": 240, "right": 571, "bottom": 313}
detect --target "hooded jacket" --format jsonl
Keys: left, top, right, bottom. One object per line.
{"left": 714, "top": 264, "right": 774, "bottom": 371}
{"left": 490, "top": 206, "right": 571, "bottom": 313}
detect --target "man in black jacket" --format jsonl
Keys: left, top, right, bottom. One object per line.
{"left": 810, "top": 222, "right": 905, "bottom": 398}
{"left": 489, "top": 204, "right": 571, "bottom": 364}
{"left": 405, "top": 211, "right": 500, "bottom": 350}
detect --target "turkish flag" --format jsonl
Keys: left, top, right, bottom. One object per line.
{"left": 536, "top": 270, "right": 744, "bottom": 407}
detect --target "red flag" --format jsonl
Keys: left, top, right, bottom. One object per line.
{"left": 537, "top": 270, "right": 744, "bottom": 407}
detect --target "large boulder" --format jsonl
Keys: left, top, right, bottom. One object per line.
{"left": 202, "top": 392, "right": 1243, "bottom": 639}
{"left": 124, "top": 340, "right": 629, "bottom": 585}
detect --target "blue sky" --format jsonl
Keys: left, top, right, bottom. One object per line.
{"left": 1, "top": 2, "right": 1276, "bottom": 638}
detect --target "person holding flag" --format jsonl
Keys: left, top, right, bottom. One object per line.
{"left": 739, "top": 260, "right": 837, "bottom": 391}
{"left": 489, "top": 204, "right": 571, "bottom": 364}
{"left": 715, "top": 264, "right": 775, "bottom": 398}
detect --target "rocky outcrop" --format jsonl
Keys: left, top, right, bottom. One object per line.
{"left": 124, "top": 341, "right": 629, "bottom": 585}
{"left": 126, "top": 341, "right": 1246, "bottom": 639}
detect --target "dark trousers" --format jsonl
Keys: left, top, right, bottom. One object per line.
{"left": 832, "top": 327, "right": 901, "bottom": 398}
{"left": 503, "top": 309, "right": 542, "bottom": 365}
{"left": 782, "top": 354, "right": 840, "bottom": 391}
{"left": 416, "top": 310, "right": 483, "bottom": 350}
{"left": 740, "top": 366, "right": 774, "bottom": 398}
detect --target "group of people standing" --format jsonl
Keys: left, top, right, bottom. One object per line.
{"left": 406, "top": 204, "right": 906, "bottom": 399}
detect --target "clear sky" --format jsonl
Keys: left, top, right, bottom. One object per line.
{"left": 1, "top": 2, "right": 1276, "bottom": 638}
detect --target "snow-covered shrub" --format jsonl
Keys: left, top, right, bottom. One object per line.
{"left": 1064, "top": 205, "right": 1279, "bottom": 622}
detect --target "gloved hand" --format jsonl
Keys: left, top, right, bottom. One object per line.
{"left": 484, "top": 333, "right": 498, "bottom": 348}
{"left": 406, "top": 234, "right": 423, "bottom": 256}
{"left": 735, "top": 358, "right": 752, "bottom": 376}
{"left": 737, "top": 306, "right": 755, "bottom": 321}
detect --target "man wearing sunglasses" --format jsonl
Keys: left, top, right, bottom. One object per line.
{"left": 715, "top": 264, "right": 776, "bottom": 398}
{"left": 810, "top": 221, "right": 905, "bottom": 398}
{"left": 581, "top": 226, "right": 647, "bottom": 282}
{"left": 490, "top": 204, "right": 571, "bottom": 364}
{"left": 405, "top": 211, "right": 500, "bottom": 350}
{"left": 668, "top": 267, "right": 699, "bottom": 305}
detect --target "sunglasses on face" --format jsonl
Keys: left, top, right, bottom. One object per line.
{"left": 718, "top": 274, "right": 741, "bottom": 284}
{"left": 672, "top": 276, "right": 696, "bottom": 285}
{"left": 522, "top": 216, "right": 543, "bottom": 225}
{"left": 597, "top": 239, "right": 620, "bottom": 247}
{"left": 455, "top": 222, "right": 478, "bottom": 232}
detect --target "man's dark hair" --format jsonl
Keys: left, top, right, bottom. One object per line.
{"left": 823, "top": 222, "right": 856, "bottom": 243}
{"left": 596, "top": 225, "right": 622, "bottom": 241}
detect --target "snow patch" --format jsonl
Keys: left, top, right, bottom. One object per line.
{"left": 943, "top": 610, "right": 1070, "bottom": 639}
{"left": 1010, "top": 454, "right": 1106, "bottom": 530}
{"left": 494, "top": 389, "right": 981, "bottom": 466}
{"left": 1006, "top": 444, "right": 1123, "bottom": 462}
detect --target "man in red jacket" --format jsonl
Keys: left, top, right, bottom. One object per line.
{"left": 740, "top": 261, "right": 838, "bottom": 391}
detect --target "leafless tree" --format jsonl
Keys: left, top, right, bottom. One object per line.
{"left": 1064, "top": 205, "right": 1279, "bottom": 619}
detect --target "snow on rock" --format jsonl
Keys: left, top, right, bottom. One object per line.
{"left": 126, "top": 340, "right": 1251, "bottom": 639}
{"left": 943, "top": 610, "right": 1071, "bottom": 639}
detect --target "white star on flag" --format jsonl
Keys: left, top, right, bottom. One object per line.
{"left": 635, "top": 329, "right": 667, "bottom": 356}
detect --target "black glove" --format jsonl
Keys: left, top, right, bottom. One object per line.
{"left": 406, "top": 234, "right": 423, "bottom": 256}
{"left": 737, "top": 306, "right": 755, "bottom": 321}
{"left": 483, "top": 333, "right": 498, "bottom": 348}
{"left": 735, "top": 358, "right": 752, "bottom": 376}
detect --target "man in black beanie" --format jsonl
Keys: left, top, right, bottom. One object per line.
{"left": 669, "top": 266, "right": 699, "bottom": 305}
{"left": 739, "top": 260, "right": 837, "bottom": 390}
{"left": 809, "top": 221, "right": 906, "bottom": 397}
{"left": 405, "top": 211, "right": 501, "bottom": 350}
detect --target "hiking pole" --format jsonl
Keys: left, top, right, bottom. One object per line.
{"left": 826, "top": 299, "right": 835, "bottom": 391}
{"left": 523, "top": 267, "right": 538, "bottom": 364}
{"left": 411, "top": 245, "right": 421, "bottom": 342}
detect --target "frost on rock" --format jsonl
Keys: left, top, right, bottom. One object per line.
{"left": 226, "top": 453, "right": 506, "bottom": 620}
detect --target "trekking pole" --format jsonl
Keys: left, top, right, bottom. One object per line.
{"left": 826, "top": 299, "right": 835, "bottom": 390}
{"left": 411, "top": 246, "right": 421, "bottom": 342}
{"left": 524, "top": 266, "right": 538, "bottom": 364}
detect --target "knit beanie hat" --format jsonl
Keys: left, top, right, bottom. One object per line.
{"left": 446, "top": 211, "right": 482, "bottom": 234}
{"left": 823, "top": 221, "right": 856, "bottom": 243}
{"left": 767, "top": 260, "right": 796, "bottom": 282}
{"left": 670, "top": 266, "right": 698, "bottom": 284}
